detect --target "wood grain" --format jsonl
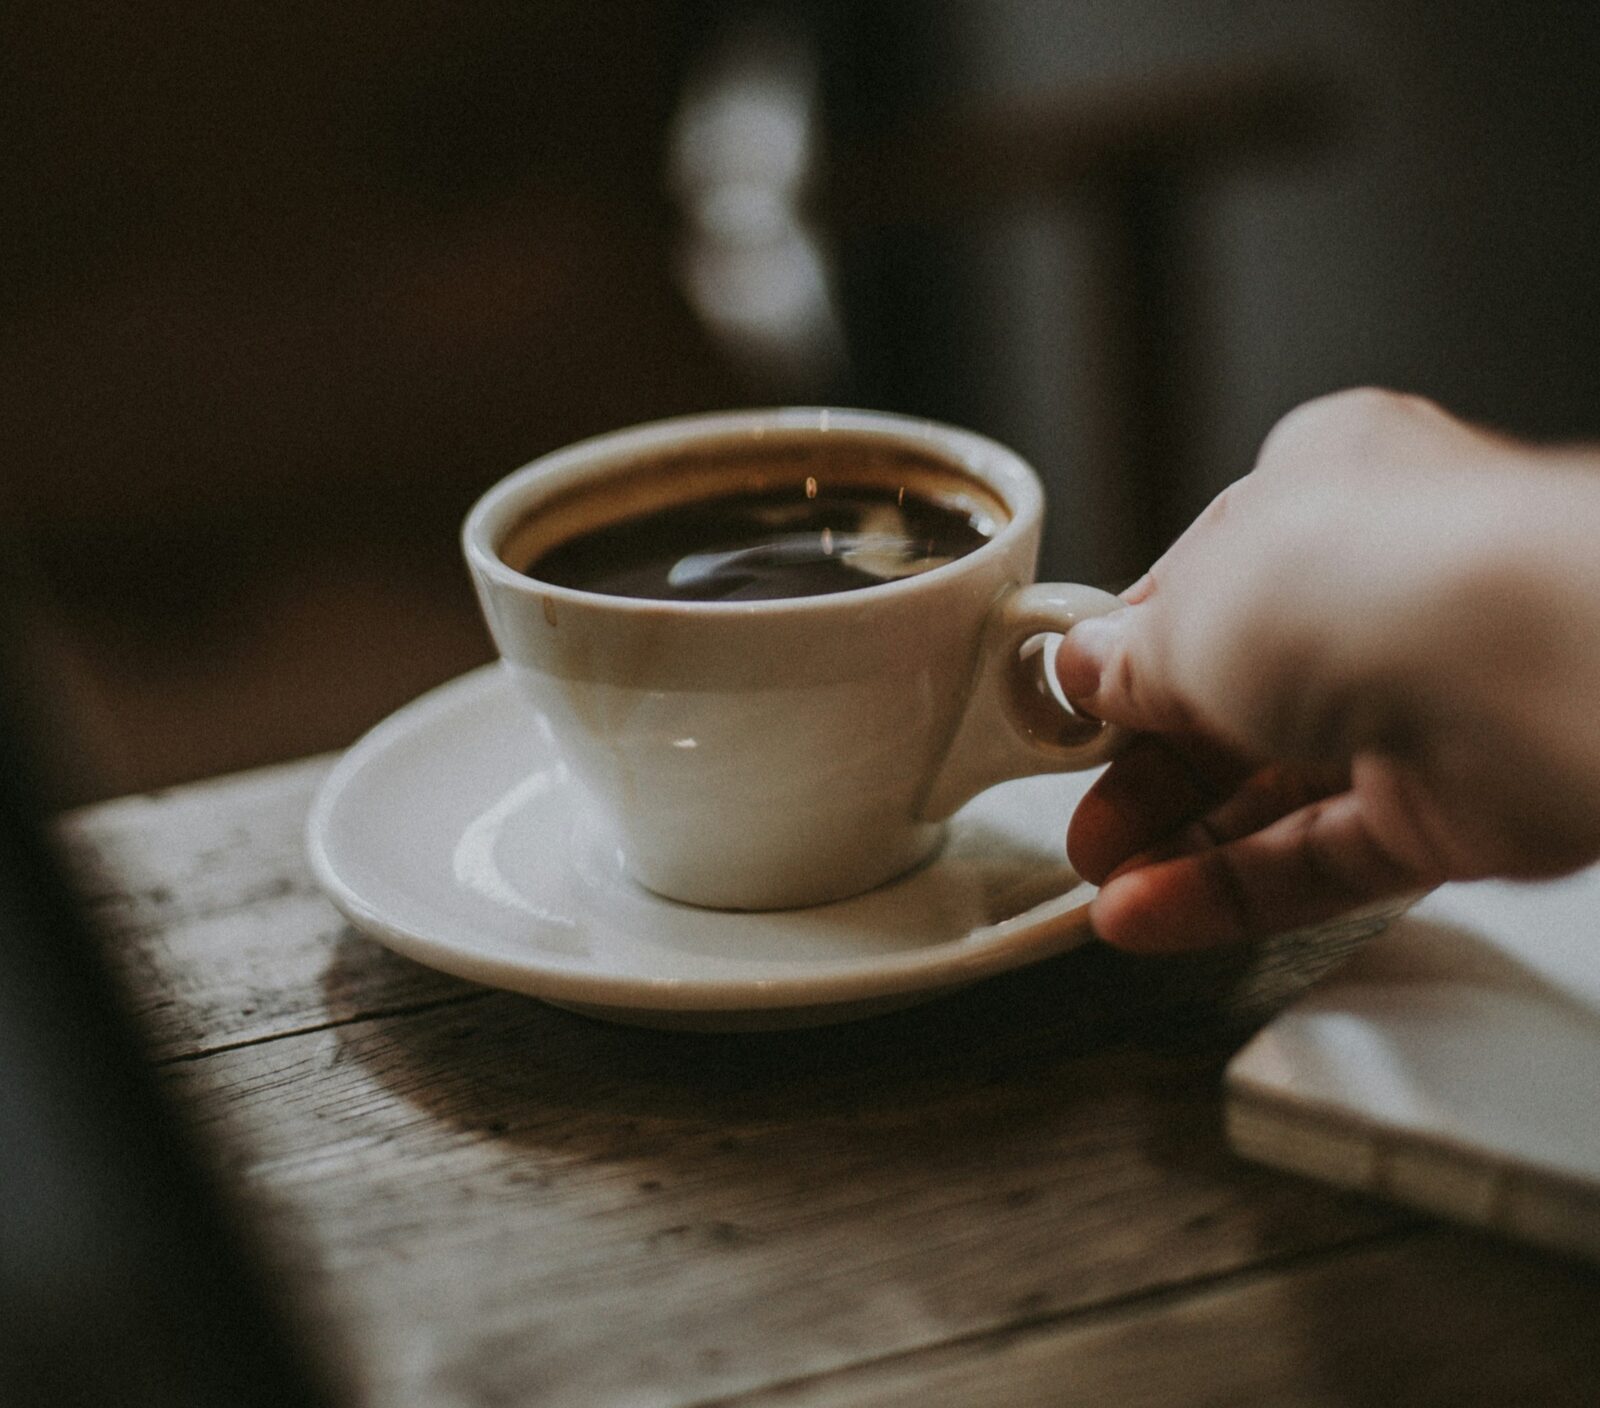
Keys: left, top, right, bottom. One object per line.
{"left": 710, "top": 1231, "right": 1600, "bottom": 1407}
{"left": 53, "top": 757, "right": 1600, "bottom": 1407}
{"left": 57, "top": 760, "right": 477, "bottom": 1061}
{"left": 162, "top": 990, "right": 1404, "bottom": 1408}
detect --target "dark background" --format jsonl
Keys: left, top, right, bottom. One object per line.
{"left": 5, "top": 1, "right": 1598, "bottom": 803}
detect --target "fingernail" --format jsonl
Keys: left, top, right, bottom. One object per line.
{"left": 1056, "top": 614, "right": 1121, "bottom": 701}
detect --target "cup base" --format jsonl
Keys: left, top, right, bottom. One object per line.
{"left": 624, "top": 822, "right": 948, "bottom": 912}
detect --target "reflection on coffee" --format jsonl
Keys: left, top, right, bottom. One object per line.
{"left": 524, "top": 481, "right": 995, "bottom": 601}
{"left": 508, "top": 435, "right": 1011, "bottom": 598}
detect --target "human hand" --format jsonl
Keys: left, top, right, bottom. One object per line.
{"left": 1055, "top": 388, "right": 1600, "bottom": 952}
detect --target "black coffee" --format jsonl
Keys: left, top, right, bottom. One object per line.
{"left": 514, "top": 447, "right": 1003, "bottom": 602}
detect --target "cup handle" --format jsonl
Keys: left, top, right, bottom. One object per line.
{"left": 918, "top": 583, "right": 1129, "bottom": 821}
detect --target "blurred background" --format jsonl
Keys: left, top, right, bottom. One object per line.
{"left": 5, "top": 0, "right": 1599, "bottom": 803}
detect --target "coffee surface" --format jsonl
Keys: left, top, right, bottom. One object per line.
{"left": 523, "top": 482, "right": 995, "bottom": 601}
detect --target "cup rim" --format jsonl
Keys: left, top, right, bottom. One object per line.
{"left": 462, "top": 407, "right": 1045, "bottom": 616}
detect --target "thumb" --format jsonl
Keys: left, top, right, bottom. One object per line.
{"left": 1056, "top": 607, "right": 1193, "bottom": 734}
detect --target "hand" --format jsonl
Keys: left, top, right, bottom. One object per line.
{"left": 1055, "top": 388, "right": 1600, "bottom": 952}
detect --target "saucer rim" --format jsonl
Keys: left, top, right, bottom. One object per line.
{"left": 305, "top": 665, "right": 1096, "bottom": 1014}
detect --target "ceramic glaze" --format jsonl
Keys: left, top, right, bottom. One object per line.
{"left": 304, "top": 666, "right": 1102, "bottom": 1029}
{"left": 463, "top": 409, "right": 1123, "bottom": 909}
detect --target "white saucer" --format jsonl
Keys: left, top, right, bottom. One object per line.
{"left": 306, "top": 665, "right": 1101, "bottom": 1030}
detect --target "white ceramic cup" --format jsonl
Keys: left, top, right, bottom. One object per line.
{"left": 464, "top": 408, "right": 1126, "bottom": 910}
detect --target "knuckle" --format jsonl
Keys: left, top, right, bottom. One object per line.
{"left": 1294, "top": 796, "right": 1418, "bottom": 903}
{"left": 1104, "top": 636, "right": 1141, "bottom": 712}
{"left": 1196, "top": 848, "right": 1259, "bottom": 943}
{"left": 1193, "top": 480, "right": 1243, "bottom": 530}
{"left": 1101, "top": 633, "right": 1189, "bottom": 734}
{"left": 1288, "top": 802, "right": 1366, "bottom": 902}
{"left": 1088, "top": 603, "right": 1202, "bottom": 735}
{"left": 1257, "top": 387, "right": 1440, "bottom": 475}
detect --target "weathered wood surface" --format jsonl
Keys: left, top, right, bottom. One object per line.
{"left": 59, "top": 762, "right": 476, "bottom": 1062}
{"left": 719, "top": 1231, "right": 1600, "bottom": 1407}
{"left": 59, "top": 759, "right": 1600, "bottom": 1408}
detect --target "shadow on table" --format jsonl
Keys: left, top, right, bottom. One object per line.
{"left": 312, "top": 914, "right": 1428, "bottom": 1403}
{"left": 315, "top": 905, "right": 1390, "bottom": 1154}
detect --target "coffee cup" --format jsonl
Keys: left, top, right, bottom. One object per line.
{"left": 463, "top": 408, "right": 1126, "bottom": 910}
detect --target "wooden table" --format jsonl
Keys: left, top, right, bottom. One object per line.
{"left": 60, "top": 759, "right": 1600, "bottom": 1407}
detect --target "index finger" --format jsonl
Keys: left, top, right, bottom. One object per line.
{"left": 1067, "top": 733, "right": 1253, "bottom": 884}
{"left": 1088, "top": 789, "right": 1426, "bottom": 952}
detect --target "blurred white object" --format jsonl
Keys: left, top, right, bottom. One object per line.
{"left": 669, "top": 23, "right": 845, "bottom": 388}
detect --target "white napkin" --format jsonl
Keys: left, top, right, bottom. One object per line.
{"left": 1227, "top": 865, "right": 1600, "bottom": 1262}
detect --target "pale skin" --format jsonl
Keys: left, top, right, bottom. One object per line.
{"left": 1054, "top": 387, "right": 1600, "bottom": 952}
